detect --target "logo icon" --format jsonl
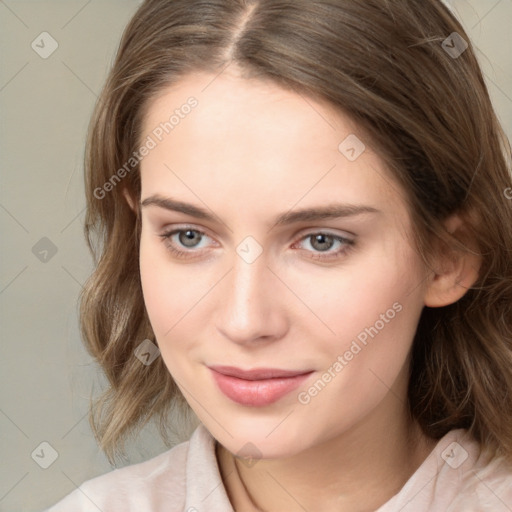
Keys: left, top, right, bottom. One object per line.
{"left": 134, "top": 339, "right": 161, "bottom": 366}
{"left": 442, "top": 32, "right": 468, "bottom": 59}
{"left": 236, "top": 236, "right": 263, "bottom": 264}
{"left": 338, "top": 134, "right": 366, "bottom": 161}
{"left": 31, "top": 441, "right": 59, "bottom": 469}
{"left": 31, "top": 32, "right": 59, "bottom": 59}
{"left": 441, "top": 441, "right": 469, "bottom": 469}
{"left": 32, "top": 237, "right": 58, "bottom": 263}
{"left": 236, "top": 441, "right": 262, "bottom": 468}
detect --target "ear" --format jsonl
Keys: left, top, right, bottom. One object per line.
{"left": 423, "top": 214, "right": 481, "bottom": 308}
{"left": 123, "top": 187, "right": 137, "bottom": 212}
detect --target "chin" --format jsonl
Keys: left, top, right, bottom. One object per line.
{"left": 205, "top": 414, "right": 316, "bottom": 459}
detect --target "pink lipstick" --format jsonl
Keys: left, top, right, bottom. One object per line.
{"left": 209, "top": 365, "right": 314, "bottom": 407}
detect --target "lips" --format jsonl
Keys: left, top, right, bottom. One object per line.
{"left": 208, "top": 365, "right": 314, "bottom": 407}
{"left": 209, "top": 365, "right": 312, "bottom": 380}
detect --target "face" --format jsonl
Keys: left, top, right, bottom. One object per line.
{"left": 138, "top": 70, "right": 429, "bottom": 458}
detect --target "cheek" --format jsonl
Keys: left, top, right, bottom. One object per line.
{"left": 139, "top": 232, "right": 224, "bottom": 363}
{"left": 139, "top": 234, "right": 196, "bottom": 339}
{"left": 286, "top": 246, "right": 424, "bottom": 399}
{"left": 286, "top": 245, "right": 423, "bottom": 345}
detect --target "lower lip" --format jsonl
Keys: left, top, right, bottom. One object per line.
{"left": 210, "top": 369, "right": 313, "bottom": 407}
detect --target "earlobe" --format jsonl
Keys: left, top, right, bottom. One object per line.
{"left": 423, "top": 214, "right": 481, "bottom": 308}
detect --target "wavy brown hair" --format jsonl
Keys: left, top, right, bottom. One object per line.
{"left": 80, "top": 0, "right": 512, "bottom": 465}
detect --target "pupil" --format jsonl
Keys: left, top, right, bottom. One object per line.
{"left": 180, "top": 230, "right": 200, "bottom": 247}
{"left": 312, "top": 234, "right": 333, "bottom": 251}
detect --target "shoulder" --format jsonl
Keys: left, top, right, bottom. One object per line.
{"left": 448, "top": 438, "right": 512, "bottom": 512}
{"left": 378, "top": 428, "right": 512, "bottom": 512}
{"left": 45, "top": 423, "right": 228, "bottom": 512}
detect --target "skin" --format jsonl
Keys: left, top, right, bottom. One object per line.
{"left": 135, "top": 68, "right": 478, "bottom": 511}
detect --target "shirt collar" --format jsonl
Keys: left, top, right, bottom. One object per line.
{"left": 185, "top": 423, "right": 235, "bottom": 512}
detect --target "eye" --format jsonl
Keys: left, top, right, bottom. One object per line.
{"left": 159, "top": 227, "right": 215, "bottom": 258}
{"left": 158, "top": 227, "right": 355, "bottom": 262}
{"left": 293, "top": 232, "right": 354, "bottom": 261}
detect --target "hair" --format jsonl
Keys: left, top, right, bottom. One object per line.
{"left": 80, "top": 0, "right": 512, "bottom": 466}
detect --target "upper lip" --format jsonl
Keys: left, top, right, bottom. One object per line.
{"left": 209, "top": 365, "right": 313, "bottom": 380}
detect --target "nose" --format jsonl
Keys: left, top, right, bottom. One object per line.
{"left": 215, "top": 249, "right": 289, "bottom": 346}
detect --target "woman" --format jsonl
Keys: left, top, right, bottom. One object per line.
{"left": 47, "top": 0, "right": 512, "bottom": 510}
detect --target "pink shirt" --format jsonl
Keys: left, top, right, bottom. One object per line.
{"left": 46, "top": 423, "right": 512, "bottom": 511}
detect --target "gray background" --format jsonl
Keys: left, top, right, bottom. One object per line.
{"left": 1, "top": 1, "right": 511, "bottom": 511}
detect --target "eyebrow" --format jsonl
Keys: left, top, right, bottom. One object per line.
{"left": 140, "top": 195, "right": 380, "bottom": 227}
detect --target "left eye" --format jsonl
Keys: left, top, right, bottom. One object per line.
{"left": 300, "top": 233, "right": 340, "bottom": 252}
{"left": 293, "top": 232, "right": 354, "bottom": 257}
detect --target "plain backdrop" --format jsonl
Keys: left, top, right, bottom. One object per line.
{"left": 1, "top": 1, "right": 511, "bottom": 511}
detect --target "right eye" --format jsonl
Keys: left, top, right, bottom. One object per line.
{"left": 159, "top": 226, "right": 216, "bottom": 259}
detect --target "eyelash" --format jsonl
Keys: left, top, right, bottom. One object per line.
{"left": 158, "top": 226, "right": 355, "bottom": 262}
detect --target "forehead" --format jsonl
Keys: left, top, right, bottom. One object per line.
{"left": 139, "top": 70, "right": 408, "bottom": 225}
{"left": 142, "top": 69, "right": 349, "bottom": 145}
